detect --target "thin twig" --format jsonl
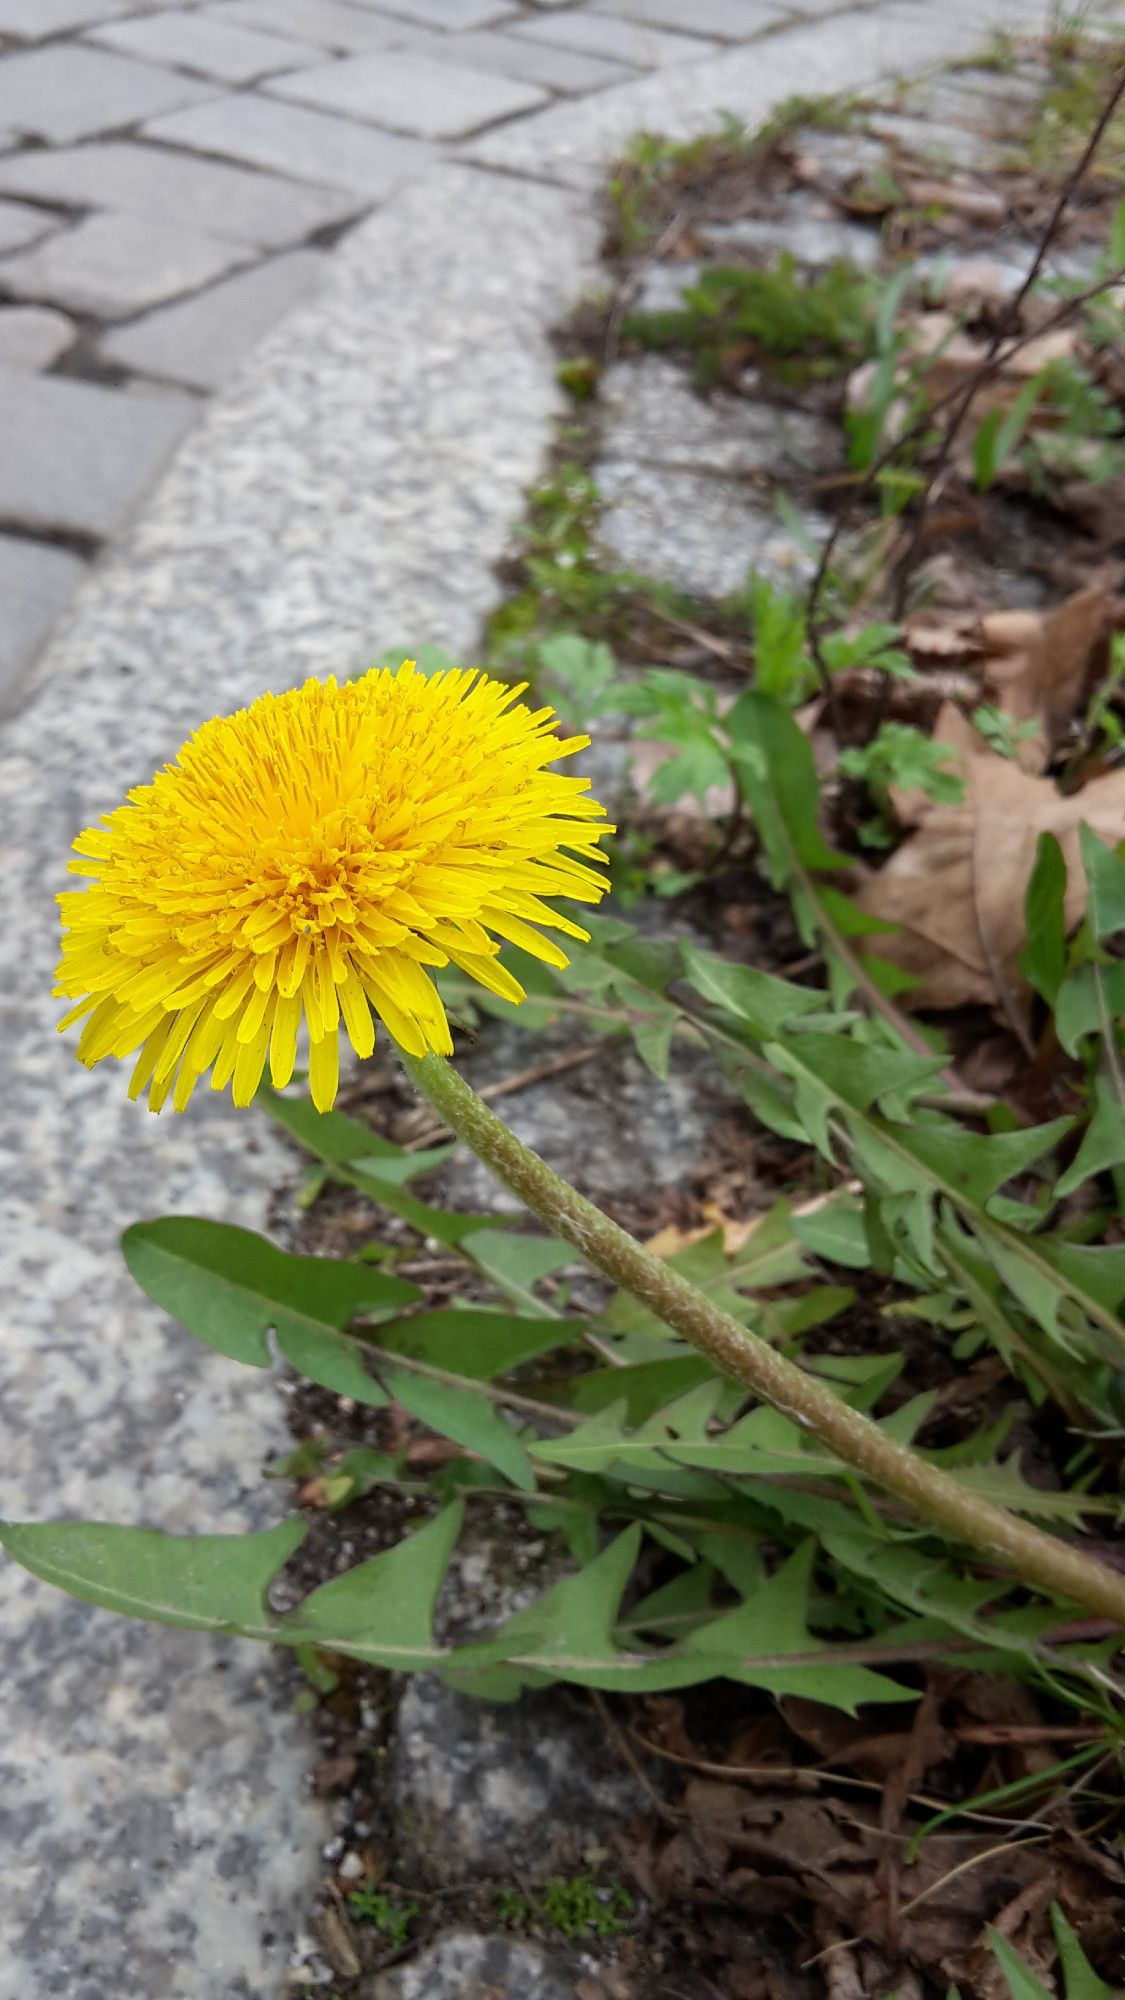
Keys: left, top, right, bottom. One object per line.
{"left": 799, "top": 1835, "right": 1051, "bottom": 1970}
{"left": 629, "top": 1733, "right": 1054, "bottom": 1833}
{"left": 589, "top": 1691, "right": 684, "bottom": 1829}
{"left": 404, "top": 1042, "right": 606, "bottom": 1151}
{"left": 603, "top": 207, "right": 691, "bottom": 370}
{"left": 888, "top": 62, "right": 1125, "bottom": 618}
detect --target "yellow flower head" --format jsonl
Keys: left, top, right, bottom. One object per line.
{"left": 56, "top": 661, "right": 611, "bottom": 1113}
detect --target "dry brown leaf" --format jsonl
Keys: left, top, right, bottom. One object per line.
{"left": 855, "top": 709, "right": 1125, "bottom": 1036}
{"left": 977, "top": 609, "right": 1044, "bottom": 656}
{"left": 904, "top": 615, "right": 985, "bottom": 664}
{"left": 979, "top": 588, "right": 1115, "bottom": 770}
{"left": 1057, "top": 470, "right": 1125, "bottom": 544}
{"left": 644, "top": 1206, "right": 765, "bottom": 1259}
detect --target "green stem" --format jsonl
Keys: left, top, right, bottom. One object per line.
{"left": 401, "top": 1051, "right": 1125, "bottom": 1629}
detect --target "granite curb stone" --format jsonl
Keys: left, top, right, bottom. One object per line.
{"left": 464, "top": 6, "right": 992, "bottom": 183}
{"left": 0, "top": 157, "right": 597, "bottom": 1998}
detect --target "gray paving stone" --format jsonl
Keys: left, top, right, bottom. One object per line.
{"left": 867, "top": 107, "right": 999, "bottom": 170}
{"left": 202, "top": 0, "right": 417, "bottom": 53}
{"left": 402, "top": 25, "right": 635, "bottom": 91}
{"left": 0, "top": 534, "right": 86, "bottom": 715}
{"left": 600, "top": 353, "right": 835, "bottom": 476}
{"left": 634, "top": 256, "right": 700, "bottom": 310}
{"left": 145, "top": 92, "right": 428, "bottom": 195}
{"left": 598, "top": 453, "right": 828, "bottom": 595}
{"left": 373, "top": 0, "right": 517, "bottom": 24}
{"left": 0, "top": 367, "right": 194, "bottom": 537}
{"left": 394, "top": 1673, "right": 643, "bottom": 1882}
{"left": 90, "top": 10, "right": 316, "bottom": 84}
{"left": 269, "top": 48, "right": 547, "bottom": 136}
{"left": 0, "top": 141, "right": 360, "bottom": 252}
{"left": 0, "top": 304, "right": 75, "bottom": 368}
{"left": 466, "top": 7, "right": 990, "bottom": 184}
{"left": 0, "top": 211, "right": 246, "bottom": 319}
{"left": 100, "top": 246, "right": 326, "bottom": 388}
{"left": 592, "top": 0, "right": 788, "bottom": 33}
{"left": 366, "top": 1934, "right": 582, "bottom": 2000}
{"left": 700, "top": 210, "right": 883, "bottom": 267}
{"left": 0, "top": 45, "right": 216, "bottom": 146}
{"left": 0, "top": 0, "right": 132, "bottom": 35}
{"left": 0, "top": 199, "right": 57, "bottom": 255}
{"left": 510, "top": 8, "right": 721, "bottom": 63}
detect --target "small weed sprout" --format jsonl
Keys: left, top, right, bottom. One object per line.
{"left": 345, "top": 1888, "right": 421, "bottom": 1950}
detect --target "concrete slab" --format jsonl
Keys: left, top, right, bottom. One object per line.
{"left": 404, "top": 26, "right": 636, "bottom": 91}
{"left": 373, "top": 0, "right": 518, "bottom": 23}
{"left": 90, "top": 10, "right": 317, "bottom": 84}
{"left": 511, "top": 8, "right": 721, "bottom": 63}
{"left": 100, "top": 247, "right": 326, "bottom": 389}
{"left": 0, "top": 368, "right": 194, "bottom": 537}
{"left": 0, "top": 0, "right": 132, "bottom": 34}
{"left": 0, "top": 211, "right": 246, "bottom": 318}
{"left": 0, "top": 305, "right": 76, "bottom": 369}
{"left": 591, "top": 0, "right": 787, "bottom": 34}
{"left": 0, "top": 198, "right": 59, "bottom": 255}
{"left": 0, "top": 140, "right": 360, "bottom": 251}
{"left": 201, "top": 0, "right": 416, "bottom": 54}
{"left": 0, "top": 44, "right": 216, "bottom": 146}
{"left": 146, "top": 91, "right": 430, "bottom": 195}
{"left": 268, "top": 48, "right": 548, "bottom": 137}
{"left": 0, "top": 534, "right": 86, "bottom": 714}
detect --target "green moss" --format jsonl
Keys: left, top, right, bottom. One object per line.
{"left": 497, "top": 1871, "right": 634, "bottom": 1940}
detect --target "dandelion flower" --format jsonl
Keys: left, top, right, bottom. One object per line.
{"left": 56, "top": 661, "right": 611, "bottom": 1114}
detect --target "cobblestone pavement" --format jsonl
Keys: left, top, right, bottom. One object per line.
{"left": 0, "top": 0, "right": 1074, "bottom": 713}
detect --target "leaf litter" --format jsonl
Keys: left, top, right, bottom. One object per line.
{"left": 275, "top": 35, "right": 1125, "bottom": 2000}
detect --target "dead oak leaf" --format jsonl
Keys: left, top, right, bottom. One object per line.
{"left": 855, "top": 708, "right": 1125, "bottom": 1038}
{"left": 980, "top": 587, "right": 1115, "bottom": 770}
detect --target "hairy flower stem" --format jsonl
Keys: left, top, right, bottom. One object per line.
{"left": 403, "top": 1052, "right": 1125, "bottom": 1629}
